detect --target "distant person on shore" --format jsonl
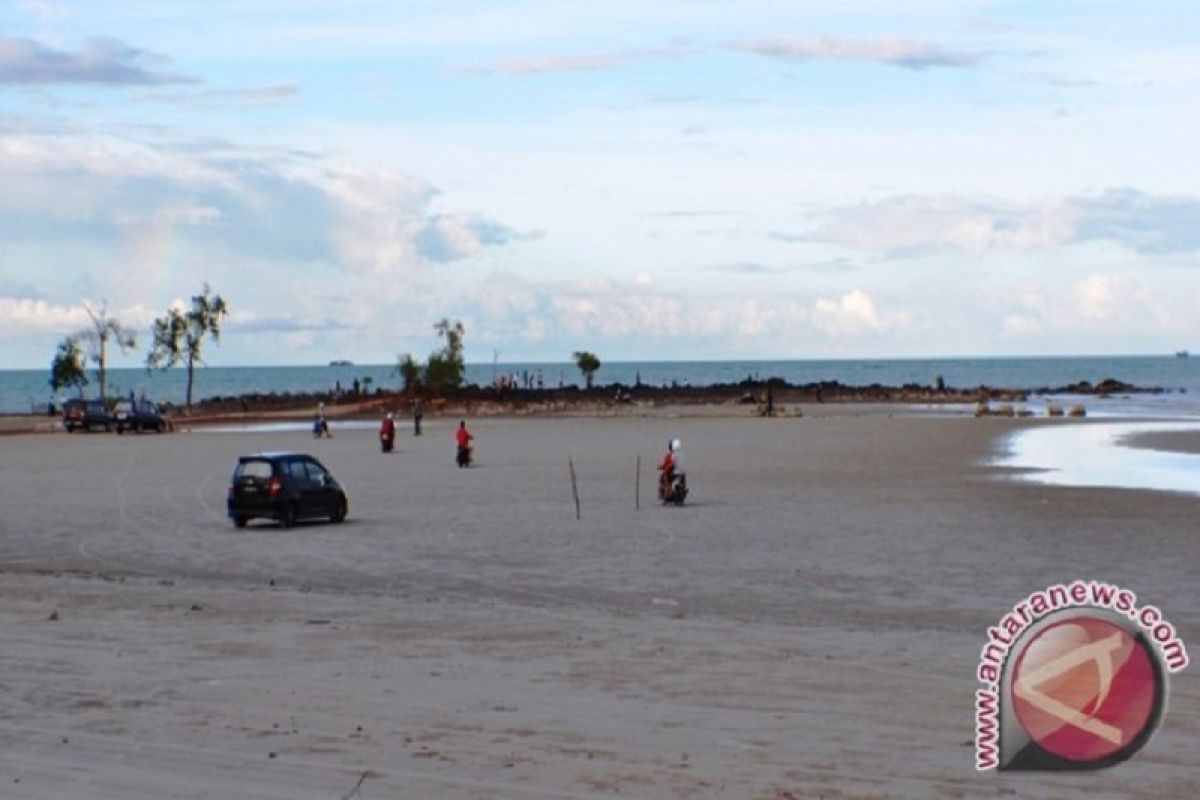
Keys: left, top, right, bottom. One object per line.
{"left": 413, "top": 398, "right": 424, "bottom": 436}
{"left": 313, "top": 402, "right": 332, "bottom": 438}
{"left": 455, "top": 420, "right": 474, "bottom": 467}
{"left": 766, "top": 385, "right": 774, "bottom": 417}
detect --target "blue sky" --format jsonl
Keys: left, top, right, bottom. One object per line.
{"left": 2, "top": 0, "right": 1198, "bottom": 368}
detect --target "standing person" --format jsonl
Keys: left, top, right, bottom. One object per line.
{"left": 314, "top": 402, "right": 332, "bottom": 438}
{"left": 766, "top": 385, "right": 774, "bottom": 418}
{"left": 455, "top": 420, "right": 474, "bottom": 467}
{"left": 412, "top": 397, "right": 424, "bottom": 436}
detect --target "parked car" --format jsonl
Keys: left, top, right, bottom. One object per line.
{"left": 227, "top": 452, "right": 348, "bottom": 528}
{"left": 62, "top": 399, "right": 112, "bottom": 432}
{"left": 114, "top": 399, "right": 168, "bottom": 434}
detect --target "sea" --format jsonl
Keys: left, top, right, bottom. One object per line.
{"left": 3, "top": 356, "right": 1199, "bottom": 418}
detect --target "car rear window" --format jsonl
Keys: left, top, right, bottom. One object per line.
{"left": 236, "top": 460, "right": 274, "bottom": 480}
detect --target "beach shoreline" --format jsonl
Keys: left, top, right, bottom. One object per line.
{"left": 1, "top": 411, "right": 1196, "bottom": 798}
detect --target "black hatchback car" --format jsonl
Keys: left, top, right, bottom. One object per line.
{"left": 114, "top": 399, "right": 169, "bottom": 434}
{"left": 62, "top": 399, "right": 112, "bottom": 432}
{"left": 227, "top": 453, "right": 348, "bottom": 528}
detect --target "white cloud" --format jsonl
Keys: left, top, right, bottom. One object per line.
{"left": 0, "top": 296, "right": 155, "bottom": 337}
{"left": 811, "top": 289, "right": 892, "bottom": 337}
{"left": 814, "top": 196, "right": 1070, "bottom": 255}
{"left": 0, "top": 37, "right": 195, "bottom": 86}
{"left": 730, "top": 36, "right": 981, "bottom": 70}
{"left": 814, "top": 190, "right": 1200, "bottom": 257}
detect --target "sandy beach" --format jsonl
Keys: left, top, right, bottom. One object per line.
{"left": 0, "top": 409, "right": 1196, "bottom": 798}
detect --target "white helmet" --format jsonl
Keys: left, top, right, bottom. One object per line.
{"left": 670, "top": 438, "right": 682, "bottom": 452}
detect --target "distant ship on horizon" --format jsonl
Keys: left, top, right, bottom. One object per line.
{"left": 329, "top": 359, "right": 354, "bottom": 367}
{"left": 1176, "top": 350, "right": 1190, "bottom": 359}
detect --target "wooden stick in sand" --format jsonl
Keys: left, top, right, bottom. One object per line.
{"left": 568, "top": 456, "right": 581, "bottom": 520}
{"left": 636, "top": 455, "right": 641, "bottom": 511}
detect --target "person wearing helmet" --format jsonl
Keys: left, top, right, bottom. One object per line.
{"left": 379, "top": 411, "right": 396, "bottom": 452}
{"left": 658, "top": 438, "right": 682, "bottom": 499}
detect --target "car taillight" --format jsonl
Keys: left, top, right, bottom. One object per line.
{"left": 268, "top": 476, "right": 283, "bottom": 498}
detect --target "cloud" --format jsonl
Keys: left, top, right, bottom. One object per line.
{"left": 136, "top": 84, "right": 300, "bottom": 108}
{"left": 415, "top": 215, "right": 542, "bottom": 262}
{"left": 0, "top": 296, "right": 87, "bottom": 335}
{"left": 810, "top": 289, "right": 898, "bottom": 337}
{"left": 457, "top": 274, "right": 906, "bottom": 352}
{"left": 0, "top": 37, "right": 195, "bottom": 86}
{"left": 729, "top": 35, "right": 981, "bottom": 70}
{"left": 0, "top": 296, "right": 156, "bottom": 337}
{"left": 1071, "top": 188, "right": 1200, "bottom": 255}
{"left": 995, "top": 272, "right": 1184, "bottom": 342}
{"left": 704, "top": 262, "right": 784, "bottom": 275}
{"left": 18, "top": 0, "right": 68, "bottom": 25}
{"left": 227, "top": 313, "right": 355, "bottom": 334}
{"left": 813, "top": 189, "right": 1200, "bottom": 257}
{"left": 469, "top": 35, "right": 977, "bottom": 77}
{"left": 466, "top": 45, "right": 692, "bottom": 76}
{"left": 0, "top": 130, "right": 531, "bottom": 279}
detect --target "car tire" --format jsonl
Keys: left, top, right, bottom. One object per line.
{"left": 331, "top": 497, "right": 347, "bottom": 524}
{"left": 233, "top": 516, "right": 248, "bottom": 529}
{"left": 280, "top": 503, "right": 297, "bottom": 529}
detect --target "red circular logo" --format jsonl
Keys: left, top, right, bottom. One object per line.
{"left": 1011, "top": 617, "right": 1159, "bottom": 763}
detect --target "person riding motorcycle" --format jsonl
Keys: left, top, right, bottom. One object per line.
{"left": 379, "top": 412, "right": 396, "bottom": 452}
{"left": 455, "top": 420, "right": 474, "bottom": 467}
{"left": 658, "top": 438, "right": 685, "bottom": 502}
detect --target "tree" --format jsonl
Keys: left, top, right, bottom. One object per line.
{"left": 573, "top": 351, "right": 601, "bottom": 389}
{"left": 80, "top": 300, "right": 137, "bottom": 401}
{"left": 424, "top": 318, "right": 465, "bottom": 392}
{"left": 49, "top": 336, "right": 89, "bottom": 398}
{"left": 395, "top": 353, "right": 422, "bottom": 393}
{"left": 146, "top": 284, "right": 229, "bottom": 412}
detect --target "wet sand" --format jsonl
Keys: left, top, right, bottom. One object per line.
{"left": 0, "top": 412, "right": 1196, "bottom": 798}
{"left": 1123, "top": 429, "right": 1200, "bottom": 456}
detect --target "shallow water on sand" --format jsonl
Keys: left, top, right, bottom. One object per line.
{"left": 994, "top": 421, "right": 1200, "bottom": 497}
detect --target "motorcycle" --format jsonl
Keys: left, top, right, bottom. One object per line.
{"left": 659, "top": 471, "right": 688, "bottom": 506}
{"left": 379, "top": 414, "right": 397, "bottom": 452}
{"left": 456, "top": 445, "right": 473, "bottom": 468}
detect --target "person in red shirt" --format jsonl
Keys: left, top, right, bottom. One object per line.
{"left": 658, "top": 438, "right": 681, "bottom": 498}
{"left": 455, "top": 420, "right": 474, "bottom": 467}
{"left": 379, "top": 412, "right": 396, "bottom": 452}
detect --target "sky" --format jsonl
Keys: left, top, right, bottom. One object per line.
{"left": 1, "top": 0, "right": 1199, "bottom": 368}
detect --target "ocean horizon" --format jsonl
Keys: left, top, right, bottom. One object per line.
{"left": 3, "top": 355, "right": 1198, "bottom": 417}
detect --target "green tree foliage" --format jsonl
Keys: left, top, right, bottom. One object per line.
{"left": 396, "top": 353, "right": 422, "bottom": 393}
{"left": 80, "top": 300, "right": 137, "bottom": 401}
{"left": 49, "top": 336, "right": 89, "bottom": 398}
{"left": 425, "top": 318, "right": 466, "bottom": 393}
{"left": 146, "top": 284, "right": 229, "bottom": 411}
{"left": 573, "top": 351, "right": 601, "bottom": 389}
{"left": 395, "top": 319, "right": 467, "bottom": 395}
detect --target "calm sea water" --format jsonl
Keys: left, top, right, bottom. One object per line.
{"left": 3, "top": 356, "right": 1199, "bottom": 417}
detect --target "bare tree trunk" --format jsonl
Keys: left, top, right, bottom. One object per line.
{"left": 97, "top": 334, "right": 107, "bottom": 402}
{"left": 186, "top": 354, "right": 195, "bottom": 412}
